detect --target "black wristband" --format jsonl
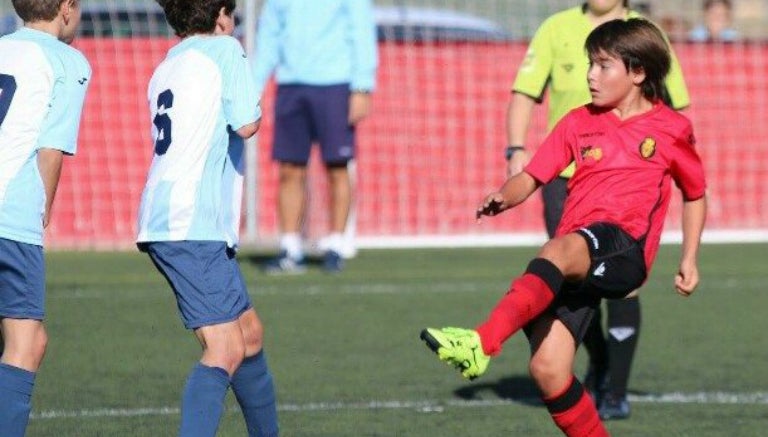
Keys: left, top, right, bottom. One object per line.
{"left": 505, "top": 145, "right": 525, "bottom": 160}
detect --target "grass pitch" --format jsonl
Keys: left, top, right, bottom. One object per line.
{"left": 25, "top": 243, "right": 768, "bottom": 436}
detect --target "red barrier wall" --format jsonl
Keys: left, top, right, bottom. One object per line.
{"left": 45, "top": 40, "right": 768, "bottom": 248}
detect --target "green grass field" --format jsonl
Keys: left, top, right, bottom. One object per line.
{"left": 23, "top": 243, "right": 768, "bottom": 436}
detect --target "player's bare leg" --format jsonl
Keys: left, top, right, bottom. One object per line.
{"left": 231, "top": 309, "right": 278, "bottom": 436}
{"left": 0, "top": 319, "right": 45, "bottom": 437}
{"left": 1, "top": 319, "right": 47, "bottom": 372}
{"left": 323, "top": 164, "right": 351, "bottom": 271}
{"left": 194, "top": 321, "right": 245, "bottom": 375}
{"left": 265, "top": 162, "right": 308, "bottom": 273}
{"left": 529, "top": 317, "right": 608, "bottom": 437}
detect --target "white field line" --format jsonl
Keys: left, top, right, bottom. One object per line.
{"left": 48, "top": 276, "right": 764, "bottom": 300}
{"left": 30, "top": 392, "right": 768, "bottom": 420}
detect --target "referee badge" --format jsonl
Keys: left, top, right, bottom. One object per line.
{"left": 639, "top": 137, "right": 656, "bottom": 159}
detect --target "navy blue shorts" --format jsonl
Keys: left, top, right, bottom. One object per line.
{"left": 272, "top": 84, "right": 355, "bottom": 165}
{"left": 0, "top": 238, "right": 45, "bottom": 320}
{"left": 140, "top": 241, "right": 252, "bottom": 330}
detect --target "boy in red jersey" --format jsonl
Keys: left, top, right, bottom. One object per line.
{"left": 421, "top": 18, "right": 706, "bottom": 437}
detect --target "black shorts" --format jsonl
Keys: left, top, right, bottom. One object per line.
{"left": 526, "top": 222, "right": 647, "bottom": 342}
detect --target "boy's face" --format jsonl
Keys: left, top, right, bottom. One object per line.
{"left": 587, "top": 0, "right": 625, "bottom": 15}
{"left": 60, "top": 0, "right": 81, "bottom": 44}
{"left": 587, "top": 50, "right": 641, "bottom": 107}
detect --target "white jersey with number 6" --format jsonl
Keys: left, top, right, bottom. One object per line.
{"left": 137, "top": 35, "right": 260, "bottom": 248}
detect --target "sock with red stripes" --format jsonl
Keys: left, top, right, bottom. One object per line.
{"left": 476, "top": 258, "right": 563, "bottom": 355}
{"left": 545, "top": 376, "right": 609, "bottom": 437}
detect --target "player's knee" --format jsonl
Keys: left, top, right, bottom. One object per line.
{"left": 529, "top": 354, "right": 565, "bottom": 395}
{"left": 34, "top": 327, "right": 48, "bottom": 360}
{"left": 537, "top": 235, "right": 590, "bottom": 279}
{"left": 242, "top": 324, "right": 264, "bottom": 356}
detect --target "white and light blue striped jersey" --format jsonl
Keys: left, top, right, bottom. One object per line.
{"left": 137, "top": 35, "right": 260, "bottom": 248}
{"left": 0, "top": 28, "right": 91, "bottom": 246}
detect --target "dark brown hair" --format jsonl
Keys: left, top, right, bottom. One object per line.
{"left": 585, "top": 18, "right": 671, "bottom": 101}
{"left": 157, "top": 0, "right": 236, "bottom": 38}
{"left": 12, "top": 0, "right": 73, "bottom": 22}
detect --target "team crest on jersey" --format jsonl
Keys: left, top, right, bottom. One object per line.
{"left": 562, "top": 63, "right": 574, "bottom": 73}
{"left": 580, "top": 145, "right": 603, "bottom": 162}
{"left": 639, "top": 137, "right": 656, "bottom": 159}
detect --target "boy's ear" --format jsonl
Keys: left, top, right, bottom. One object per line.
{"left": 631, "top": 67, "right": 647, "bottom": 86}
{"left": 60, "top": 0, "right": 72, "bottom": 23}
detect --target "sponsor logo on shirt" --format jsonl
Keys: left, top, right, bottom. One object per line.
{"left": 580, "top": 145, "right": 603, "bottom": 162}
{"left": 579, "top": 131, "right": 604, "bottom": 138}
{"left": 78, "top": 77, "right": 88, "bottom": 85}
{"left": 639, "top": 137, "right": 656, "bottom": 159}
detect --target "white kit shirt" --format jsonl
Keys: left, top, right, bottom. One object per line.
{"left": 137, "top": 35, "right": 260, "bottom": 248}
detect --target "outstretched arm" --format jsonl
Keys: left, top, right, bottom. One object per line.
{"left": 675, "top": 196, "right": 707, "bottom": 296}
{"left": 476, "top": 171, "right": 539, "bottom": 221}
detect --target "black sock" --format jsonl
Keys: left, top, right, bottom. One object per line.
{"left": 606, "top": 297, "right": 641, "bottom": 398}
{"left": 582, "top": 305, "right": 607, "bottom": 372}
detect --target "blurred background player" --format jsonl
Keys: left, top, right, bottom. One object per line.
{"left": 689, "top": 0, "right": 740, "bottom": 42}
{"left": 423, "top": 18, "right": 707, "bottom": 436}
{"left": 253, "top": 0, "right": 378, "bottom": 273}
{"left": 503, "top": 0, "right": 690, "bottom": 420}
{"left": 0, "top": 0, "right": 90, "bottom": 435}
{"left": 137, "top": 1, "right": 277, "bottom": 435}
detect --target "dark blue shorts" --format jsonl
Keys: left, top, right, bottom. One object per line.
{"left": 140, "top": 241, "right": 252, "bottom": 330}
{"left": 0, "top": 238, "right": 45, "bottom": 320}
{"left": 272, "top": 84, "right": 355, "bottom": 165}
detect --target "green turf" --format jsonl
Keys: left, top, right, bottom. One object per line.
{"left": 22, "top": 243, "right": 768, "bottom": 436}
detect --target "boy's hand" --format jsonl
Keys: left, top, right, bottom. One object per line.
{"left": 476, "top": 193, "right": 507, "bottom": 221}
{"left": 674, "top": 259, "right": 699, "bottom": 297}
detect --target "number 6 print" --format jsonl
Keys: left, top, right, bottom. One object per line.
{"left": 152, "top": 89, "right": 174, "bottom": 155}
{"left": 0, "top": 74, "right": 17, "bottom": 126}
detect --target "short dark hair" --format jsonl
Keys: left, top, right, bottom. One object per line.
{"left": 157, "top": 0, "right": 236, "bottom": 38}
{"left": 585, "top": 18, "right": 671, "bottom": 101}
{"left": 12, "top": 0, "right": 72, "bottom": 22}
{"left": 704, "top": 0, "right": 732, "bottom": 11}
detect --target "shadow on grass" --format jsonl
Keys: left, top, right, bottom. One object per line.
{"left": 241, "top": 253, "right": 326, "bottom": 269}
{"left": 453, "top": 375, "right": 544, "bottom": 407}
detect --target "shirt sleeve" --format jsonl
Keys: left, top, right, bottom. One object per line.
{"left": 670, "top": 123, "right": 706, "bottom": 200}
{"left": 36, "top": 49, "right": 91, "bottom": 155}
{"left": 524, "top": 111, "right": 577, "bottom": 183}
{"left": 222, "top": 38, "right": 261, "bottom": 131}
{"left": 251, "top": 0, "right": 281, "bottom": 97}
{"left": 348, "top": 0, "right": 378, "bottom": 91}
{"left": 511, "top": 19, "right": 554, "bottom": 101}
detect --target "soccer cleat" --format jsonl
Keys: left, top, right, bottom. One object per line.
{"left": 598, "top": 393, "right": 631, "bottom": 420}
{"left": 420, "top": 327, "right": 490, "bottom": 380}
{"left": 263, "top": 251, "right": 307, "bottom": 275}
{"left": 322, "top": 250, "right": 344, "bottom": 273}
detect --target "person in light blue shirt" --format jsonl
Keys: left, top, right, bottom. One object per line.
{"left": 688, "top": 0, "right": 740, "bottom": 42}
{"left": 0, "top": 0, "right": 91, "bottom": 435}
{"left": 253, "top": 0, "right": 378, "bottom": 273}
{"left": 138, "top": 1, "right": 277, "bottom": 435}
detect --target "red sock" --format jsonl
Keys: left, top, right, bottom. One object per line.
{"left": 545, "top": 377, "right": 609, "bottom": 437}
{"left": 475, "top": 272, "right": 557, "bottom": 355}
